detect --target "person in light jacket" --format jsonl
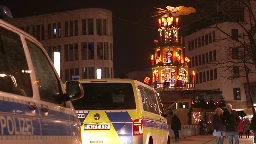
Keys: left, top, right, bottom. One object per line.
{"left": 213, "top": 108, "right": 225, "bottom": 144}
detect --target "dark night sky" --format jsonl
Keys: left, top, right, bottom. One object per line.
{"left": 2, "top": 0, "right": 197, "bottom": 77}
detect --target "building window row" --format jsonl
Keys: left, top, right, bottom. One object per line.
{"left": 189, "top": 50, "right": 216, "bottom": 68}
{"left": 46, "top": 42, "right": 113, "bottom": 62}
{"left": 20, "top": 24, "right": 46, "bottom": 40}
{"left": 19, "top": 18, "right": 109, "bottom": 41}
{"left": 188, "top": 31, "right": 215, "bottom": 51}
{"left": 64, "top": 43, "right": 79, "bottom": 61}
{"left": 189, "top": 68, "right": 217, "bottom": 84}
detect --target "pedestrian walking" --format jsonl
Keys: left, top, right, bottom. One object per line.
{"left": 212, "top": 108, "right": 225, "bottom": 144}
{"left": 171, "top": 114, "right": 181, "bottom": 142}
{"left": 244, "top": 118, "right": 250, "bottom": 138}
{"left": 223, "top": 103, "right": 240, "bottom": 144}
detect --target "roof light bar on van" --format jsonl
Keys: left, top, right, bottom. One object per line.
{"left": 0, "top": 5, "right": 13, "bottom": 20}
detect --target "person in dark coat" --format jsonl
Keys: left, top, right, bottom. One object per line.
{"left": 213, "top": 108, "right": 225, "bottom": 144}
{"left": 171, "top": 114, "right": 181, "bottom": 142}
{"left": 222, "top": 103, "right": 240, "bottom": 144}
{"left": 250, "top": 113, "right": 256, "bottom": 143}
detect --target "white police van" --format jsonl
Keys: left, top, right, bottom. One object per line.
{"left": 0, "top": 5, "right": 84, "bottom": 144}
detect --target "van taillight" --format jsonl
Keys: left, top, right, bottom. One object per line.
{"left": 133, "top": 118, "right": 143, "bottom": 135}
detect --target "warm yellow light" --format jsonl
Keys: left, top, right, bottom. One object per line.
{"left": 151, "top": 55, "right": 154, "bottom": 60}
{"left": 185, "top": 57, "right": 190, "bottom": 62}
{"left": 144, "top": 77, "right": 150, "bottom": 84}
{"left": 192, "top": 71, "right": 195, "bottom": 76}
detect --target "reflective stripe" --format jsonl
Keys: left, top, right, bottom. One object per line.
{"left": 0, "top": 97, "right": 79, "bottom": 137}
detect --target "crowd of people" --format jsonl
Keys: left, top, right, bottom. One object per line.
{"left": 212, "top": 103, "right": 256, "bottom": 144}
{"left": 170, "top": 103, "right": 256, "bottom": 144}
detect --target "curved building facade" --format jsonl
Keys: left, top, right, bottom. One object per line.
{"left": 9, "top": 8, "right": 114, "bottom": 82}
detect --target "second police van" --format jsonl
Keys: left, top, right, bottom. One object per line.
{"left": 72, "top": 79, "right": 171, "bottom": 144}
{"left": 0, "top": 5, "right": 84, "bottom": 144}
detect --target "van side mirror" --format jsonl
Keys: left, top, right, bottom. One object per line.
{"left": 65, "top": 81, "right": 84, "bottom": 101}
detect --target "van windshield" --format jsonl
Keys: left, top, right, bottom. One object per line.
{"left": 72, "top": 83, "right": 136, "bottom": 110}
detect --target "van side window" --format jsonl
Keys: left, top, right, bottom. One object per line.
{"left": 0, "top": 26, "right": 33, "bottom": 97}
{"left": 138, "top": 85, "right": 160, "bottom": 115}
{"left": 26, "top": 39, "right": 62, "bottom": 104}
{"left": 155, "top": 92, "right": 164, "bottom": 115}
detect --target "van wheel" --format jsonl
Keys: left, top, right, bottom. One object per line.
{"left": 148, "top": 136, "right": 153, "bottom": 144}
{"left": 167, "top": 136, "right": 171, "bottom": 144}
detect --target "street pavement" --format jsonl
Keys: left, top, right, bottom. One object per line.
{"left": 173, "top": 135, "right": 254, "bottom": 144}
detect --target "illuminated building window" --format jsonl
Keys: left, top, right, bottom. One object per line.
{"left": 233, "top": 88, "right": 241, "bottom": 100}
{"left": 88, "top": 42, "right": 94, "bottom": 60}
{"left": 53, "top": 23, "right": 56, "bottom": 38}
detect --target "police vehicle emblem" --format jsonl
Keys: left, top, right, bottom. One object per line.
{"left": 94, "top": 113, "right": 100, "bottom": 120}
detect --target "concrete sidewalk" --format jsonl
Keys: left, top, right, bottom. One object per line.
{"left": 173, "top": 135, "right": 254, "bottom": 144}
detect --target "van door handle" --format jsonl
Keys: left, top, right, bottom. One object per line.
{"left": 41, "top": 107, "right": 49, "bottom": 113}
{"left": 28, "top": 103, "right": 37, "bottom": 110}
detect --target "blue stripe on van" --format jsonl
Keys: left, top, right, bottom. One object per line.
{"left": 0, "top": 99, "right": 77, "bottom": 136}
{"left": 106, "top": 111, "right": 133, "bottom": 122}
